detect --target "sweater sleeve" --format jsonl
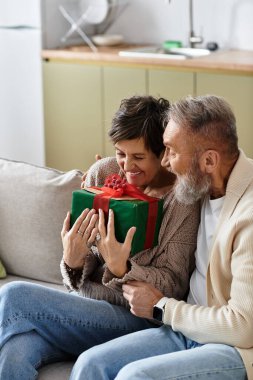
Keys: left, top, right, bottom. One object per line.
{"left": 84, "top": 157, "right": 120, "bottom": 187}
{"left": 102, "top": 193, "right": 200, "bottom": 301}
{"left": 163, "top": 201, "right": 253, "bottom": 349}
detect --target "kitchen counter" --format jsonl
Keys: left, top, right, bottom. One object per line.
{"left": 42, "top": 45, "right": 253, "bottom": 75}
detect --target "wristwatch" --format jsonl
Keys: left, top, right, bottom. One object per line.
{"left": 153, "top": 297, "right": 168, "bottom": 322}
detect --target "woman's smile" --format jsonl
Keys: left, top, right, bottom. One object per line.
{"left": 115, "top": 138, "right": 162, "bottom": 189}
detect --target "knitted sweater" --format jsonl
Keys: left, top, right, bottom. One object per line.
{"left": 61, "top": 157, "right": 200, "bottom": 309}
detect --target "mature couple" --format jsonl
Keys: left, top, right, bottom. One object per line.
{"left": 0, "top": 94, "right": 252, "bottom": 380}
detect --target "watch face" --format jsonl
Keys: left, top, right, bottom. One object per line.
{"left": 153, "top": 306, "right": 163, "bottom": 322}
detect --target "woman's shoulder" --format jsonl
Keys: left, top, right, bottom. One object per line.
{"left": 85, "top": 157, "right": 120, "bottom": 187}
{"left": 163, "top": 190, "right": 200, "bottom": 215}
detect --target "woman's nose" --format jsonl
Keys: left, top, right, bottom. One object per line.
{"left": 123, "top": 157, "right": 134, "bottom": 171}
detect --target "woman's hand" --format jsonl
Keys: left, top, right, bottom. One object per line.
{"left": 61, "top": 209, "right": 98, "bottom": 270}
{"left": 96, "top": 209, "right": 136, "bottom": 278}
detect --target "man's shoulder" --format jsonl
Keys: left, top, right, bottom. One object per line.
{"left": 227, "top": 151, "right": 253, "bottom": 193}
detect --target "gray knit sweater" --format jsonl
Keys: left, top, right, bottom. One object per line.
{"left": 61, "top": 157, "right": 200, "bottom": 308}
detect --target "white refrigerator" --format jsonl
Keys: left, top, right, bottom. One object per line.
{"left": 0, "top": 0, "right": 45, "bottom": 166}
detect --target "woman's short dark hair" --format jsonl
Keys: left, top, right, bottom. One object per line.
{"left": 109, "top": 95, "right": 170, "bottom": 157}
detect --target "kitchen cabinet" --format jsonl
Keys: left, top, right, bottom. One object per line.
{"left": 43, "top": 61, "right": 103, "bottom": 171}
{"left": 43, "top": 50, "right": 253, "bottom": 171}
{"left": 103, "top": 66, "right": 147, "bottom": 156}
{"left": 196, "top": 73, "right": 253, "bottom": 158}
{"left": 43, "top": 63, "right": 146, "bottom": 165}
{"left": 148, "top": 69, "right": 195, "bottom": 102}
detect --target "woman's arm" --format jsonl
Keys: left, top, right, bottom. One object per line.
{"left": 61, "top": 157, "right": 120, "bottom": 290}
{"left": 102, "top": 194, "right": 200, "bottom": 301}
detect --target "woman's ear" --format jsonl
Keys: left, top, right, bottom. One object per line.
{"left": 200, "top": 150, "right": 220, "bottom": 173}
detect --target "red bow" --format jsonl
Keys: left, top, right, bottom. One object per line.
{"left": 91, "top": 174, "right": 159, "bottom": 250}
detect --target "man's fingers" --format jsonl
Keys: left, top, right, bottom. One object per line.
{"left": 122, "top": 283, "right": 136, "bottom": 295}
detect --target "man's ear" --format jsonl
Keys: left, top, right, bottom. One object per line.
{"left": 199, "top": 150, "right": 220, "bottom": 173}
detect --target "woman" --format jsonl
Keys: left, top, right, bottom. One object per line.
{"left": 0, "top": 96, "right": 199, "bottom": 380}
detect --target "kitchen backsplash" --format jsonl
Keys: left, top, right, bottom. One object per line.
{"left": 41, "top": 0, "right": 253, "bottom": 51}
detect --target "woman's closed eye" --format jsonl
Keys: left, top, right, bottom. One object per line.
{"left": 116, "top": 152, "right": 145, "bottom": 160}
{"left": 134, "top": 155, "right": 145, "bottom": 160}
{"left": 116, "top": 152, "right": 125, "bottom": 157}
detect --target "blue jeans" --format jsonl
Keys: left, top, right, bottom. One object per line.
{"left": 0, "top": 281, "right": 154, "bottom": 379}
{"left": 70, "top": 325, "right": 247, "bottom": 380}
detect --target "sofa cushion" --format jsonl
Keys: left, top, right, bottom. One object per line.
{"left": 0, "top": 158, "right": 82, "bottom": 284}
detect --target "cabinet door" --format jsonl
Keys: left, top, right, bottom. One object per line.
{"left": 197, "top": 73, "right": 253, "bottom": 159}
{"left": 103, "top": 66, "right": 147, "bottom": 156}
{"left": 43, "top": 61, "right": 102, "bottom": 172}
{"left": 148, "top": 69, "right": 195, "bottom": 102}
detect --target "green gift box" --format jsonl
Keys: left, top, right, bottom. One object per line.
{"left": 71, "top": 188, "right": 163, "bottom": 256}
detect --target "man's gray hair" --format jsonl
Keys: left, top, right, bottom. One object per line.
{"left": 169, "top": 95, "right": 239, "bottom": 158}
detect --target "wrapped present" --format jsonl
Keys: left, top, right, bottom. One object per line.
{"left": 71, "top": 174, "right": 163, "bottom": 256}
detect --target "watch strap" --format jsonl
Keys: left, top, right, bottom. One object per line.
{"left": 153, "top": 297, "right": 169, "bottom": 322}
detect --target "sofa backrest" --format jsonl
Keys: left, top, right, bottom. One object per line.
{"left": 0, "top": 158, "right": 82, "bottom": 284}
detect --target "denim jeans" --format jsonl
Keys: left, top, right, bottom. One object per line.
{"left": 0, "top": 281, "right": 154, "bottom": 380}
{"left": 70, "top": 325, "right": 247, "bottom": 380}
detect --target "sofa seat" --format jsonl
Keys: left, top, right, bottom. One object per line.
{"left": 0, "top": 274, "right": 66, "bottom": 290}
{"left": 0, "top": 157, "right": 84, "bottom": 378}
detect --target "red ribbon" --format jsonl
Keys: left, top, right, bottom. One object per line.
{"left": 91, "top": 174, "right": 159, "bottom": 250}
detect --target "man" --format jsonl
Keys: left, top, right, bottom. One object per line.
{"left": 70, "top": 95, "right": 253, "bottom": 380}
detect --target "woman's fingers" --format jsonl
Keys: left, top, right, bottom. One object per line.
{"left": 98, "top": 209, "right": 107, "bottom": 238}
{"left": 81, "top": 213, "right": 98, "bottom": 239}
{"left": 87, "top": 222, "right": 99, "bottom": 247}
{"left": 61, "top": 211, "right": 70, "bottom": 238}
{"left": 72, "top": 208, "right": 90, "bottom": 233}
{"left": 107, "top": 209, "right": 115, "bottom": 239}
{"left": 73, "top": 208, "right": 96, "bottom": 234}
{"left": 124, "top": 226, "right": 136, "bottom": 252}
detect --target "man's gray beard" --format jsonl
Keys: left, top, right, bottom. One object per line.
{"left": 174, "top": 162, "right": 212, "bottom": 205}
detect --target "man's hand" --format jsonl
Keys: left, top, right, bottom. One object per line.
{"left": 122, "top": 281, "right": 164, "bottom": 319}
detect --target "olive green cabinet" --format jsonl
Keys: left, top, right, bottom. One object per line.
{"left": 148, "top": 69, "right": 195, "bottom": 102}
{"left": 103, "top": 66, "right": 147, "bottom": 156}
{"left": 43, "top": 61, "right": 103, "bottom": 171}
{"left": 43, "top": 61, "right": 253, "bottom": 172}
{"left": 196, "top": 73, "right": 253, "bottom": 158}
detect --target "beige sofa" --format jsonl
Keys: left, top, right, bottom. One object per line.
{"left": 0, "top": 157, "right": 84, "bottom": 379}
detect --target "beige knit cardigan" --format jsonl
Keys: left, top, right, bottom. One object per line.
{"left": 162, "top": 151, "right": 253, "bottom": 380}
